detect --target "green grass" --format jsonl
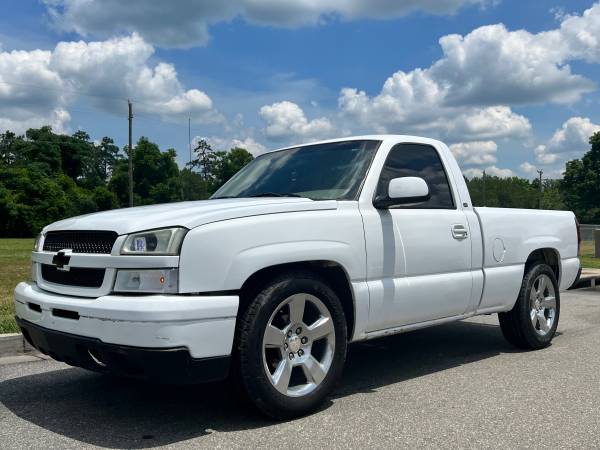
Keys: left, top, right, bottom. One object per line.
{"left": 581, "top": 241, "right": 600, "bottom": 269}
{"left": 0, "top": 237, "right": 598, "bottom": 334}
{"left": 0, "top": 239, "right": 33, "bottom": 333}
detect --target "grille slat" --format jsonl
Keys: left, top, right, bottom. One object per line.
{"left": 41, "top": 265, "right": 106, "bottom": 288}
{"left": 43, "top": 231, "right": 118, "bottom": 254}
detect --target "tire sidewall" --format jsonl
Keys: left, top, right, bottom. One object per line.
{"left": 238, "top": 273, "right": 347, "bottom": 418}
{"left": 518, "top": 264, "right": 560, "bottom": 347}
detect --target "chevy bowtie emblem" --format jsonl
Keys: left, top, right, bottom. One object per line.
{"left": 52, "top": 249, "right": 72, "bottom": 272}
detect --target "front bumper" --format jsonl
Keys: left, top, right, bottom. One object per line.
{"left": 14, "top": 281, "right": 239, "bottom": 381}
{"left": 17, "top": 318, "right": 230, "bottom": 383}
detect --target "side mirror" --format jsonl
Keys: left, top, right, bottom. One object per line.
{"left": 374, "top": 176, "right": 430, "bottom": 209}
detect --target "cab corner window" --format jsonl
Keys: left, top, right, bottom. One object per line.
{"left": 375, "top": 143, "right": 455, "bottom": 209}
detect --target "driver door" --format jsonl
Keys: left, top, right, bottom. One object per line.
{"left": 361, "top": 143, "right": 473, "bottom": 331}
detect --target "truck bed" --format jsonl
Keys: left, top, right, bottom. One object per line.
{"left": 473, "top": 207, "right": 580, "bottom": 313}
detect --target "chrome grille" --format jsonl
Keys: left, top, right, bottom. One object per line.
{"left": 43, "top": 230, "right": 118, "bottom": 254}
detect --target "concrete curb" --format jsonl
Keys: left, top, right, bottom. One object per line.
{"left": 0, "top": 333, "right": 35, "bottom": 357}
{"left": 571, "top": 268, "right": 600, "bottom": 290}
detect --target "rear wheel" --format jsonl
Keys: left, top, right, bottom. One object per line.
{"left": 235, "top": 271, "right": 347, "bottom": 419}
{"left": 498, "top": 263, "right": 560, "bottom": 350}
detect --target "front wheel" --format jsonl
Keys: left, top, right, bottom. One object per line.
{"left": 235, "top": 271, "right": 347, "bottom": 419}
{"left": 498, "top": 263, "right": 560, "bottom": 350}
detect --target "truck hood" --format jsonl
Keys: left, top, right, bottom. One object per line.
{"left": 44, "top": 198, "right": 338, "bottom": 235}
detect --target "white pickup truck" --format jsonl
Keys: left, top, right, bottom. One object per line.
{"left": 14, "top": 135, "right": 580, "bottom": 418}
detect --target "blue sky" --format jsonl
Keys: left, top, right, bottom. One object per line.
{"left": 1, "top": 0, "right": 600, "bottom": 178}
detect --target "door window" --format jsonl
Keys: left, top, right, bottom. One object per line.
{"left": 375, "top": 143, "right": 455, "bottom": 209}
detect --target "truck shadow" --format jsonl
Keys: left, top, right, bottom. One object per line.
{"left": 0, "top": 320, "right": 530, "bottom": 448}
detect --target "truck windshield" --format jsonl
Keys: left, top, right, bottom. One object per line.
{"left": 211, "top": 140, "right": 380, "bottom": 200}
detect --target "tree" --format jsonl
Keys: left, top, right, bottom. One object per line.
{"left": 0, "top": 166, "right": 71, "bottom": 236}
{"left": 541, "top": 179, "right": 566, "bottom": 210}
{"left": 180, "top": 168, "right": 211, "bottom": 201}
{"left": 109, "top": 137, "right": 182, "bottom": 206}
{"left": 0, "top": 131, "right": 17, "bottom": 165}
{"left": 186, "top": 141, "right": 254, "bottom": 194}
{"left": 562, "top": 132, "right": 600, "bottom": 222}
{"left": 188, "top": 139, "right": 215, "bottom": 181}
{"left": 80, "top": 136, "right": 122, "bottom": 189}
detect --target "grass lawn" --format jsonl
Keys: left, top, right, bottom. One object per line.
{"left": 581, "top": 241, "right": 600, "bottom": 269}
{"left": 0, "top": 238, "right": 598, "bottom": 334}
{"left": 0, "top": 239, "right": 33, "bottom": 333}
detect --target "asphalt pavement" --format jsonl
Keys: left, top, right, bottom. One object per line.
{"left": 1, "top": 288, "right": 599, "bottom": 449}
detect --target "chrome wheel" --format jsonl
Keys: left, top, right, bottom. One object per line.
{"left": 529, "top": 274, "right": 556, "bottom": 336}
{"left": 262, "top": 293, "right": 335, "bottom": 397}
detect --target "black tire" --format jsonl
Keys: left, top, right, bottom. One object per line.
{"left": 234, "top": 271, "right": 347, "bottom": 419}
{"left": 498, "top": 263, "right": 560, "bottom": 350}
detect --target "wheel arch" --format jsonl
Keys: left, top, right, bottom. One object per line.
{"left": 238, "top": 260, "right": 356, "bottom": 341}
{"left": 524, "top": 248, "right": 560, "bottom": 284}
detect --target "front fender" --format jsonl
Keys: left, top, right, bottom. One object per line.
{"left": 178, "top": 205, "right": 367, "bottom": 293}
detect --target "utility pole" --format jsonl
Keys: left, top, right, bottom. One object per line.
{"left": 482, "top": 169, "right": 486, "bottom": 206}
{"left": 537, "top": 169, "right": 543, "bottom": 209}
{"left": 128, "top": 99, "right": 133, "bottom": 207}
{"left": 188, "top": 117, "right": 192, "bottom": 165}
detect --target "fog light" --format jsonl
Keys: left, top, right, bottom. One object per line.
{"left": 114, "top": 269, "right": 178, "bottom": 293}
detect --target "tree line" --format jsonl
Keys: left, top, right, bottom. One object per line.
{"left": 1, "top": 127, "right": 599, "bottom": 237}
{"left": 0, "top": 126, "right": 253, "bottom": 236}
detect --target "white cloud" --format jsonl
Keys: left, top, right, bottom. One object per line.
{"left": 337, "top": 4, "right": 600, "bottom": 141}
{"left": 260, "top": 101, "right": 336, "bottom": 142}
{"left": 450, "top": 140, "right": 497, "bottom": 165}
{"left": 201, "top": 136, "right": 268, "bottom": 156}
{"left": 555, "top": 4, "right": 600, "bottom": 63}
{"left": 0, "top": 34, "right": 220, "bottom": 133}
{"left": 339, "top": 83, "right": 531, "bottom": 142}
{"left": 445, "top": 106, "right": 531, "bottom": 141}
{"left": 50, "top": 34, "right": 220, "bottom": 120}
{"left": 430, "top": 24, "right": 594, "bottom": 106}
{"left": 463, "top": 165, "right": 514, "bottom": 178}
{"left": 535, "top": 117, "right": 600, "bottom": 164}
{"left": 0, "top": 48, "right": 69, "bottom": 133}
{"left": 519, "top": 161, "right": 538, "bottom": 175}
{"left": 0, "top": 109, "right": 70, "bottom": 135}
{"left": 44, "top": 0, "right": 489, "bottom": 48}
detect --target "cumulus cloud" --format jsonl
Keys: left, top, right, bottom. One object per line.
{"left": 0, "top": 48, "right": 69, "bottom": 133}
{"left": 519, "top": 161, "right": 538, "bottom": 175}
{"left": 337, "top": 4, "right": 600, "bottom": 141}
{"left": 50, "top": 34, "right": 220, "bottom": 120}
{"left": 339, "top": 84, "right": 531, "bottom": 142}
{"left": 430, "top": 24, "right": 594, "bottom": 106}
{"left": 449, "top": 141, "right": 497, "bottom": 166}
{"left": 201, "top": 135, "right": 268, "bottom": 156}
{"left": 535, "top": 117, "right": 600, "bottom": 164}
{"left": 44, "top": 0, "right": 489, "bottom": 48}
{"left": 0, "top": 34, "right": 220, "bottom": 133}
{"left": 463, "top": 165, "right": 514, "bottom": 178}
{"left": 260, "top": 101, "right": 336, "bottom": 142}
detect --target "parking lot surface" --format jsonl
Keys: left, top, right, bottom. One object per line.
{"left": 1, "top": 289, "right": 599, "bottom": 449}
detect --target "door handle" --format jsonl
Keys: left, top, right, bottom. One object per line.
{"left": 452, "top": 224, "right": 469, "bottom": 240}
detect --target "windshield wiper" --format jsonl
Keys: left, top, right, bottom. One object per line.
{"left": 249, "top": 192, "right": 303, "bottom": 198}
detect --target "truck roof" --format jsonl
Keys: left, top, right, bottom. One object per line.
{"left": 267, "top": 134, "right": 446, "bottom": 154}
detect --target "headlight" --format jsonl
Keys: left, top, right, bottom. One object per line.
{"left": 121, "top": 227, "right": 187, "bottom": 255}
{"left": 33, "top": 232, "right": 44, "bottom": 252}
